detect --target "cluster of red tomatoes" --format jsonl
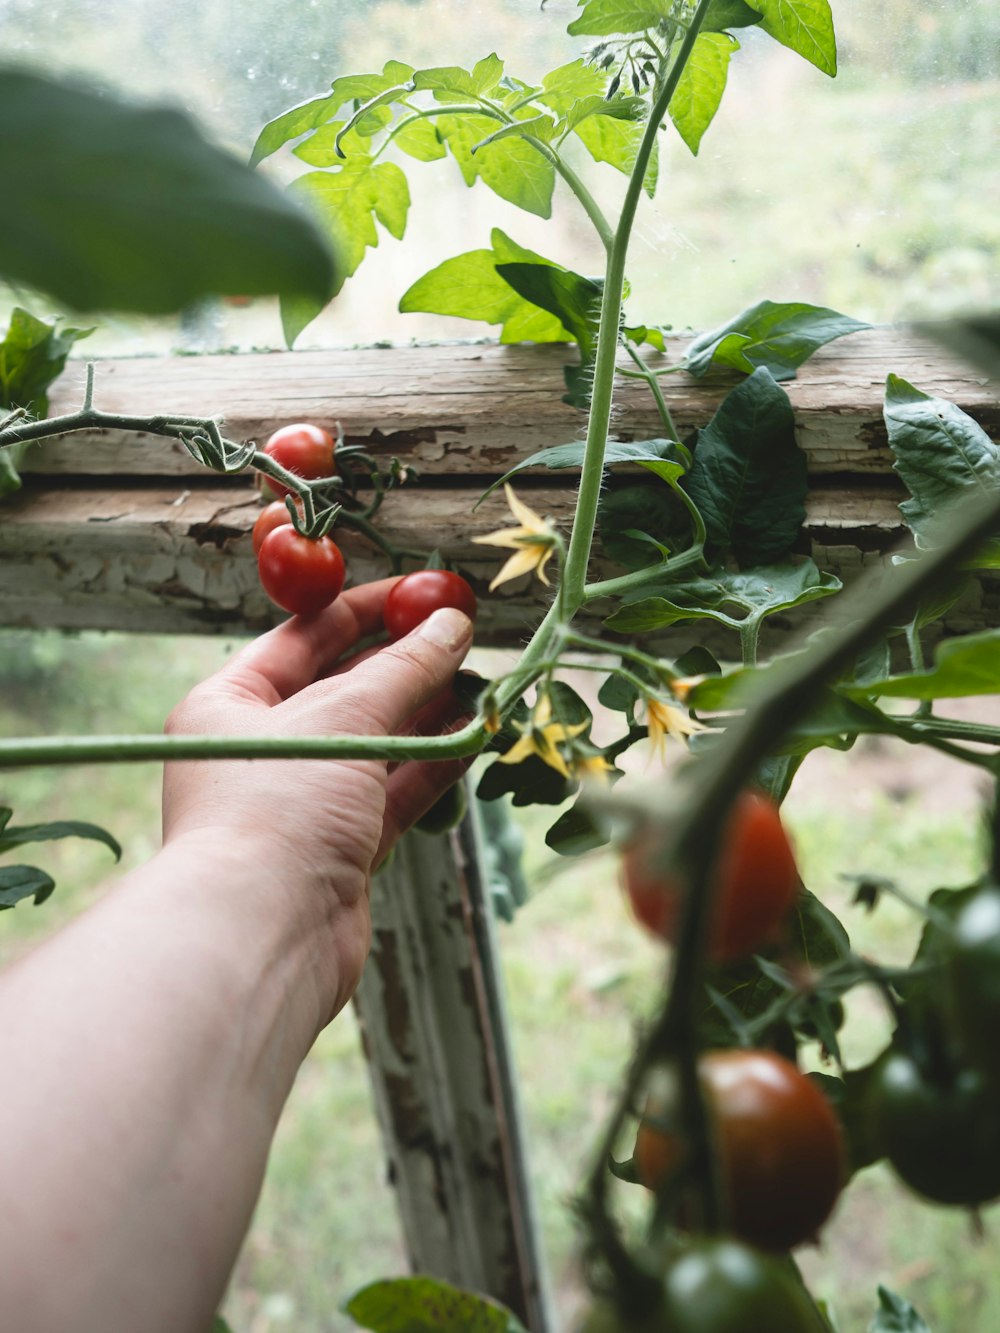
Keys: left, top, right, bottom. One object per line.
{"left": 252, "top": 423, "right": 477, "bottom": 632}
{"left": 611, "top": 795, "right": 844, "bottom": 1329}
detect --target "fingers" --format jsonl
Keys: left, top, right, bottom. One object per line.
{"left": 306, "top": 608, "right": 474, "bottom": 735}
{"left": 194, "top": 578, "right": 403, "bottom": 708}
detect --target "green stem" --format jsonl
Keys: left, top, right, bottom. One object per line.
{"left": 740, "top": 614, "right": 762, "bottom": 668}
{"left": 624, "top": 341, "right": 679, "bottom": 439}
{"left": 582, "top": 544, "right": 706, "bottom": 603}
{"left": 560, "top": 0, "right": 714, "bottom": 614}
{"left": 524, "top": 136, "right": 614, "bottom": 251}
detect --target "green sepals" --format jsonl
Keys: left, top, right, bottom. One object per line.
{"left": 669, "top": 32, "right": 739, "bottom": 155}
{"left": 752, "top": 0, "right": 837, "bottom": 76}
{"left": 476, "top": 437, "right": 686, "bottom": 508}
{"left": 869, "top": 1286, "right": 933, "bottom": 1333}
{"left": 704, "top": 0, "right": 764, "bottom": 31}
{"left": 399, "top": 229, "right": 571, "bottom": 343}
{"left": 0, "top": 68, "right": 337, "bottom": 317}
{"left": 435, "top": 112, "right": 556, "bottom": 217}
{"left": 567, "top": 0, "right": 672, "bottom": 38}
{"left": 839, "top": 628, "right": 1000, "bottom": 703}
{"left": 684, "top": 367, "right": 806, "bottom": 565}
{"left": 344, "top": 1275, "right": 528, "bottom": 1333}
{"left": 605, "top": 559, "right": 841, "bottom": 633}
{"left": 884, "top": 375, "right": 1000, "bottom": 562}
{"left": 684, "top": 300, "right": 870, "bottom": 380}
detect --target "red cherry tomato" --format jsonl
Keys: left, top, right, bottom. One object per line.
{"left": 261, "top": 422, "right": 336, "bottom": 499}
{"left": 635, "top": 1049, "right": 845, "bottom": 1251}
{"left": 257, "top": 527, "right": 345, "bottom": 616}
{"left": 252, "top": 500, "right": 302, "bottom": 555}
{"left": 383, "top": 570, "right": 477, "bottom": 639}
{"left": 620, "top": 791, "right": 799, "bottom": 963}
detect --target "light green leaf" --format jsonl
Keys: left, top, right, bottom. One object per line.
{"left": 538, "top": 59, "right": 607, "bottom": 117}
{"left": 250, "top": 89, "right": 342, "bottom": 166}
{"left": 472, "top": 114, "right": 557, "bottom": 154}
{"left": 393, "top": 116, "right": 447, "bottom": 161}
{"left": 399, "top": 229, "right": 569, "bottom": 343}
{"left": 564, "top": 93, "right": 647, "bottom": 132}
{"left": 669, "top": 32, "right": 738, "bottom": 155}
{"left": 685, "top": 300, "right": 871, "bottom": 380}
{"left": 437, "top": 113, "right": 555, "bottom": 216}
{"left": 753, "top": 0, "right": 837, "bottom": 76}
{"left": 841, "top": 629, "right": 1000, "bottom": 703}
{"left": 884, "top": 374, "right": 1000, "bottom": 553}
{"left": 568, "top": 0, "right": 672, "bottom": 37}
{"left": 2, "top": 67, "right": 338, "bottom": 316}
{"left": 413, "top": 55, "right": 504, "bottom": 101}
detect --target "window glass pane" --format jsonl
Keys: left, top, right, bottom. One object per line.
{"left": 3, "top": 0, "right": 997, "bottom": 353}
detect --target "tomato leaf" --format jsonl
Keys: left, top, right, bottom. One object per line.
{"left": 0, "top": 816, "right": 121, "bottom": 861}
{"left": 545, "top": 801, "right": 611, "bottom": 856}
{"left": 400, "top": 229, "right": 570, "bottom": 343}
{"left": 0, "top": 865, "right": 56, "bottom": 910}
{"left": 1, "top": 67, "right": 337, "bottom": 317}
{"left": 495, "top": 264, "right": 603, "bottom": 355}
{"left": 839, "top": 628, "right": 1000, "bottom": 702}
{"left": 537, "top": 59, "right": 608, "bottom": 116}
{"left": 684, "top": 300, "right": 870, "bottom": 380}
{"left": 567, "top": 0, "right": 672, "bottom": 38}
{"left": 870, "top": 1286, "right": 933, "bottom": 1333}
{"left": 704, "top": 0, "right": 764, "bottom": 30}
{"left": 684, "top": 367, "right": 806, "bottom": 565}
{"left": 476, "top": 438, "right": 686, "bottom": 508}
{"left": 476, "top": 682, "right": 591, "bottom": 808}
{"left": 752, "top": 0, "right": 837, "bottom": 76}
{"left": 884, "top": 375, "right": 1000, "bottom": 561}
{"left": 573, "top": 113, "right": 659, "bottom": 196}
{"left": 436, "top": 113, "right": 555, "bottom": 217}
{"left": 669, "top": 32, "right": 739, "bottom": 155}
{"left": 344, "top": 1276, "right": 528, "bottom": 1333}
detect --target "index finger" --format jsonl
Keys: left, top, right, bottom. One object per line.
{"left": 205, "top": 576, "right": 401, "bottom": 706}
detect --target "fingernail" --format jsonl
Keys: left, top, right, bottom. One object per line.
{"left": 418, "top": 607, "right": 473, "bottom": 651}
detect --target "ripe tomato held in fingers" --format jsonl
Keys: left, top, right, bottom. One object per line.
{"left": 257, "top": 527, "right": 346, "bottom": 616}
{"left": 383, "top": 569, "right": 478, "bottom": 639}
{"left": 634, "top": 1049, "right": 844, "bottom": 1251}
{"left": 252, "top": 500, "right": 302, "bottom": 555}
{"left": 620, "top": 791, "right": 799, "bottom": 963}
{"left": 261, "top": 422, "right": 336, "bottom": 499}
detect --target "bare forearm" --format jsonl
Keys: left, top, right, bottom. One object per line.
{"left": 0, "top": 832, "right": 347, "bottom": 1333}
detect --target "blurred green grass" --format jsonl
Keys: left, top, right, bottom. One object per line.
{"left": 2, "top": 629, "right": 1000, "bottom": 1332}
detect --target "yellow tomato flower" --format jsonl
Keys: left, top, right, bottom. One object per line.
{"left": 645, "top": 696, "right": 706, "bottom": 761}
{"left": 497, "top": 692, "right": 588, "bottom": 780}
{"left": 472, "top": 484, "right": 558, "bottom": 591}
{"left": 571, "top": 752, "right": 615, "bottom": 785}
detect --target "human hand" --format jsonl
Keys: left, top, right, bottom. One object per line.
{"left": 161, "top": 578, "right": 474, "bottom": 1011}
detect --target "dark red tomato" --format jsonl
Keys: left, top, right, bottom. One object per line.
{"left": 257, "top": 527, "right": 346, "bottom": 616}
{"left": 634, "top": 1049, "right": 844, "bottom": 1251}
{"left": 261, "top": 422, "right": 336, "bottom": 499}
{"left": 872, "top": 1050, "right": 1000, "bottom": 1206}
{"left": 252, "top": 500, "right": 302, "bottom": 555}
{"left": 383, "top": 570, "right": 477, "bottom": 639}
{"left": 660, "top": 1239, "right": 826, "bottom": 1332}
{"left": 620, "top": 791, "right": 799, "bottom": 963}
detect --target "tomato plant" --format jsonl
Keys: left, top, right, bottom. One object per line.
{"left": 659, "top": 1239, "right": 827, "bottom": 1332}
{"left": 260, "top": 422, "right": 336, "bottom": 499}
{"left": 872, "top": 1050, "right": 1000, "bottom": 1206}
{"left": 256, "top": 527, "right": 345, "bottom": 616}
{"left": 635, "top": 1049, "right": 844, "bottom": 1251}
{"left": 383, "top": 570, "right": 477, "bottom": 640}
{"left": 621, "top": 793, "right": 800, "bottom": 963}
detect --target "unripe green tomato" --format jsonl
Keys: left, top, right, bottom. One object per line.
{"left": 660, "top": 1240, "right": 826, "bottom": 1333}
{"left": 948, "top": 887, "right": 1000, "bottom": 1073}
{"left": 414, "top": 781, "right": 468, "bottom": 835}
{"left": 872, "top": 1050, "right": 1000, "bottom": 1205}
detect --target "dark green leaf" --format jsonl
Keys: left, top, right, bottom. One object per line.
{"left": 917, "top": 313, "right": 1000, "bottom": 381}
{"left": 400, "top": 229, "right": 569, "bottom": 343}
{"left": 344, "top": 1275, "right": 528, "bottom": 1333}
{"left": 598, "top": 672, "right": 643, "bottom": 717}
{"left": 0, "top": 818, "right": 122, "bottom": 861}
{"left": 840, "top": 628, "right": 1000, "bottom": 702}
{"left": 870, "top": 1286, "right": 933, "bottom": 1333}
{"left": 674, "top": 646, "right": 722, "bottom": 678}
{"left": 669, "top": 32, "right": 738, "bottom": 155}
{"left": 495, "top": 264, "right": 603, "bottom": 356}
{"left": 597, "top": 484, "right": 689, "bottom": 570}
{"left": 476, "top": 681, "right": 590, "bottom": 808}
{"left": 814, "top": 1061, "right": 885, "bottom": 1179}
{"left": 684, "top": 367, "right": 806, "bottom": 564}
{"left": 704, "top": 0, "right": 764, "bottom": 30}
{"left": 884, "top": 374, "right": 1000, "bottom": 557}
{"left": 545, "top": 801, "right": 611, "bottom": 856}
{"left": 1, "top": 68, "right": 337, "bottom": 316}
{"left": 753, "top": 0, "right": 837, "bottom": 76}
{"left": 567, "top": 0, "right": 672, "bottom": 37}
{"left": 211, "top": 1318, "right": 235, "bottom": 1333}
{"left": 0, "top": 865, "right": 56, "bottom": 909}
{"left": 0, "top": 307, "right": 94, "bottom": 415}
{"left": 476, "top": 437, "right": 686, "bottom": 507}
{"left": 684, "top": 300, "right": 870, "bottom": 380}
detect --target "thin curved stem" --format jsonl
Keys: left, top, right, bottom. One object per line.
{"left": 624, "top": 341, "right": 678, "bottom": 439}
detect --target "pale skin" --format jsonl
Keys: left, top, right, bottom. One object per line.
{"left": 0, "top": 579, "right": 475, "bottom": 1333}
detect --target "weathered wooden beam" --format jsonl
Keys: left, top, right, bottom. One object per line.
{"left": 354, "top": 809, "right": 554, "bottom": 1332}
{"left": 18, "top": 330, "right": 998, "bottom": 481}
